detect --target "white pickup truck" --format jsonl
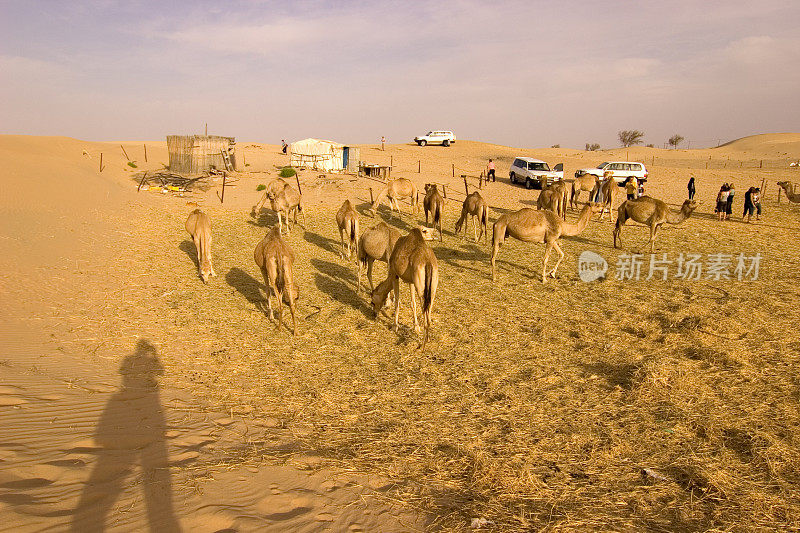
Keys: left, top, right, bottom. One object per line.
{"left": 575, "top": 161, "right": 648, "bottom": 184}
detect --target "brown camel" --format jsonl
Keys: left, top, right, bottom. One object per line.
{"left": 268, "top": 183, "right": 304, "bottom": 234}
{"left": 251, "top": 178, "right": 289, "bottom": 216}
{"left": 537, "top": 181, "right": 568, "bottom": 219}
{"left": 357, "top": 221, "right": 401, "bottom": 292}
{"left": 371, "top": 227, "right": 439, "bottom": 349}
{"left": 491, "top": 202, "right": 600, "bottom": 282}
{"left": 454, "top": 191, "right": 488, "bottom": 242}
{"left": 254, "top": 226, "right": 299, "bottom": 334}
{"left": 613, "top": 197, "right": 697, "bottom": 252}
{"left": 185, "top": 209, "right": 216, "bottom": 284}
{"left": 423, "top": 183, "right": 444, "bottom": 241}
{"left": 597, "top": 174, "right": 617, "bottom": 221}
{"left": 369, "top": 178, "right": 419, "bottom": 217}
{"left": 570, "top": 174, "right": 599, "bottom": 210}
{"left": 777, "top": 181, "right": 800, "bottom": 203}
{"left": 335, "top": 199, "right": 359, "bottom": 260}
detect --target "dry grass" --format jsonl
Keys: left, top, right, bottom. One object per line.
{"left": 28, "top": 156, "right": 800, "bottom": 531}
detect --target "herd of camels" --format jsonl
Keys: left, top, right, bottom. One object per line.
{"left": 184, "top": 173, "right": 796, "bottom": 347}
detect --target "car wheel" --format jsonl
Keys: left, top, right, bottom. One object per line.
{"left": 526, "top": 178, "right": 533, "bottom": 190}
{"left": 442, "top": 139, "right": 450, "bottom": 147}
{"left": 419, "top": 140, "right": 427, "bottom": 146}
{"left": 509, "top": 172, "right": 516, "bottom": 184}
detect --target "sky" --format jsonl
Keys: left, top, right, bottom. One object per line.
{"left": 1, "top": 0, "right": 799, "bottom": 149}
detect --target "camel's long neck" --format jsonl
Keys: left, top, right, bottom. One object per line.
{"left": 666, "top": 207, "right": 691, "bottom": 224}
{"left": 371, "top": 187, "right": 389, "bottom": 211}
{"left": 561, "top": 205, "right": 593, "bottom": 236}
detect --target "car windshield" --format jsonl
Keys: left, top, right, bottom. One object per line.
{"left": 426, "top": 132, "right": 433, "bottom": 136}
{"left": 597, "top": 162, "right": 610, "bottom": 169}
{"left": 529, "top": 162, "right": 550, "bottom": 171}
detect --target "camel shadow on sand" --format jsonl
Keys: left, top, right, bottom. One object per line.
{"left": 310, "top": 258, "right": 372, "bottom": 318}
{"left": 225, "top": 267, "right": 266, "bottom": 313}
{"left": 179, "top": 240, "right": 198, "bottom": 269}
{"left": 70, "top": 340, "right": 181, "bottom": 533}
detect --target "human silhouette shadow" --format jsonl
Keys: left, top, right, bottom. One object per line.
{"left": 71, "top": 340, "right": 181, "bottom": 532}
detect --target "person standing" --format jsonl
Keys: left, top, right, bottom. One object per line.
{"left": 625, "top": 176, "right": 638, "bottom": 200}
{"left": 281, "top": 139, "right": 288, "bottom": 154}
{"left": 726, "top": 182, "right": 736, "bottom": 220}
{"left": 753, "top": 187, "right": 762, "bottom": 220}
{"left": 487, "top": 159, "right": 496, "bottom": 182}
{"left": 687, "top": 176, "right": 696, "bottom": 200}
{"left": 742, "top": 187, "right": 755, "bottom": 223}
{"left": 717, "top": 184, "right": 729, "bottom": 221}
{"left": 381, "top": 136, "right": 386, "bottom": 151}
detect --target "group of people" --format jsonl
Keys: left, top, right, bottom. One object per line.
{"left": 706, "top": 179, "right": 761, "bottom": 222}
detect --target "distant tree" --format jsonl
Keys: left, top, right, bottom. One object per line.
{"left": 551, "top": 144, "right": 560, "bottom": 148}
{"left": 585, "top": 143, "right": 600, "bottom": 151}
{"left": 618, "top": 130, "right": 645, "bottom": 147}
{"left": 646, "top": 144, "right": 654, "bottom": 148}
{"left": 668, "top": 134, "right": 684, "bottom": 149}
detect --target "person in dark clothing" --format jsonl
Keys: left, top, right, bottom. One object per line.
{"left": 753, "top": 187, "right": 762, "bottom": 220}
{"left": 725, "top": 182, "right": 735, "bottom": 220}
{"left": 742, "top": 186, "right": 755, "bottom": 223}
{"left": 281, "top": 139, "right": 288, "bottom": 154}
{"left": 687, "top": 176, "right": 696, "bottom": 200}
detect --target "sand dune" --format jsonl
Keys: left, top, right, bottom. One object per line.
{"left": 2, "top": 133, "right": 800, "bottom": 531}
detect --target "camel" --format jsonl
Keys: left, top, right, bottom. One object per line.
{"left": 537, "top": 181, "right": 568, "bottom": 219}
{"left": 613, "top": 197, "right": 698, "bottom": 252}
{"left": 357, "top": 221, "right": 401, "bottom": 292}
{"left": 491, "top": 202, "right": 601, "bottom": 282}
{"left": 454, "top": 191, "right": 488, "bottom": 243}
{"left": 570, "top": 174, "right": 599, "bottom": 210}
{"left": 423, "top": 183, "right": 444, "bottom": 241}
{"left": 254, "top": 226, "right": 298, "bottom": 334}
{"left": 269, "top": 183, "right": 305, "bottom": 234}
{"left": 597, "top": 174, "right": 617, "bottom": 221}
{"left": 369, "top": 178, "right": 419, "bottom": 217}
{"left": 777, "top": 181, "right": 800, "bottom": 203}
{"left": 185, "top": 209, "right": 216, "bottom": 284}
{"left": 371, "top": 228, "right": 439, "bottom": 349}
{"left": 251, "top": 178, "right": 288, "bottom": 216}
{"left": 335, "top": 199, "right": 359, "bottom": 260}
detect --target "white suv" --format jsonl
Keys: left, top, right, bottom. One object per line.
{"left": 575, "top": 161, "right": 648, "bottom": 184}
{"left": 414, "top": 131, "right": 456, "bottom": 147}
{"left": 509, "top": 157, "right": 564, "bottom": 189}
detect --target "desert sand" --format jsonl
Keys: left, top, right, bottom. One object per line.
{"left": 2, "top": 133, "right": 800, "bottom": 531}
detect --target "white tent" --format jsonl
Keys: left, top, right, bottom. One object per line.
{"left": 289, "top": 138, "right": 359, "bottom": 173}
{"left": 289, "top": 138, "right": 344, "bottom": 172}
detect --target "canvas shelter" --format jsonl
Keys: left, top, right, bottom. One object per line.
{"left": 289, "top": 138, "right": 359, "bottom": 173}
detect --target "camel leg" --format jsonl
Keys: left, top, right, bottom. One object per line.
{"left": 392, "top": 276, "right": 401, "bottom": 332}
{"left": 548, "top": 240, "right": 565, "bottom": 278}
{"left": 542, "top": 242, "right": 553, "bottom": 283}
{"left": 491, "top": 243, "right": 499, "bottom": 282}
{"left": 410, "top": 283, "right": 421, "bottom": 335}
{"left": 339, "top": 228, "right": 346, "bottom": 259}
{"left": 367, "top": 260, "right": 374, "bottom": 292}
{"left": 648, "top": 224, "right": 660, "bottom": 253}
{"left": 259, "top": 270, "right": 273, "bottom": 320}
{"left": 357, "top": 259, "right": 363, "bottom": 292}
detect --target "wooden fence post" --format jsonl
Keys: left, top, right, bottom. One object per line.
{"left": 452, "top": 163, "right": 455, "bottom": 177}
{"left": 143, "top": 144, "right": 147, "bottom": 162}
{"left": 479, "top": 174, "right": 483, "bottom": 189}
{"left": 369, "top": 187, "right": 374, "bottom": 204}
{"left": 99, "top": 153, "right": 103, "bottom": 172}
{"left": 442, "top": 184, "right": 447, "bottom": 200}
{"left": 295, "top": 174, "right": 302, "bottom": 195}
{"left": 778, "top": 187, "right": 782, "bottom": 203}
{"left": 759, "top": 159, "right": 763, "bottom": 168}
{"left": 221, "top": 172, "right": 227, "bottom": 203}
{"left": 120, "top": 144, "right": 130, "bottom": 161}
{"left": 137, "top": 171, "right": 148, "bottom": 192}
{"left": 418, "top": 160, "right": 421, "bottom": 173}
{"left": 463, "top": 176, "right": 469, "bottom": 196}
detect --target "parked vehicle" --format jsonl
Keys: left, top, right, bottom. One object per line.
{"left": 508, "top": 157, "right": 564, "bottom": 189}
{"left": 575, "top": 161, "right": 648, "bottom": 185}
{"left": 414, "top": 131, "right": 456, "bottom": 147}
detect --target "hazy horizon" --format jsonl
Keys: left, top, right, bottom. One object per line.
{"left": 2, "top": 1, "right": 799, "bottom": 149}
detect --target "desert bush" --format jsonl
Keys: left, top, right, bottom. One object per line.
{"left": 585, "top": 143, "right": 600, "bottom": 151}
{"left": 619, "top": 130, "right": 645, "bottom": 147}
{"left": 279, "top": 166, "right": 296, "bottom": 178}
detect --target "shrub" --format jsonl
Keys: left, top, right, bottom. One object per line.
{"left": 585, "top": 143, "right": 600, "bottom": 151}
{"left": 256, "top": 184, "right": 266, "bottom": 191}
{"left": 551, "top": 144, "right": 560, "bottom": 148}
{"left": 279, "top": 166, "right": 296, "bottom": 178}
{"left": 127, "top": 161, "right": 138, "bottom": 168}
{"left": 668, "top": 134, "right": 684, "bottom": 149}
{"left": 618, "top": 130, "right": 645, "bottom": 147}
